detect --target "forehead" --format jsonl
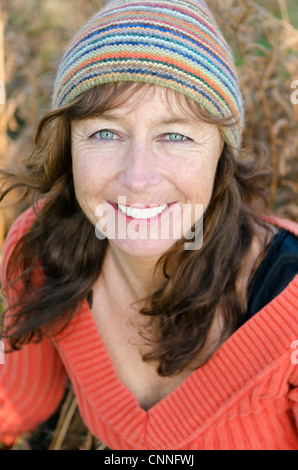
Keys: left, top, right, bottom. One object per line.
{"left": 106, "top": 88, "right": 202, "bottom": 124}
{"left": 71, "top": 83, "right": 206, "bottom": 124}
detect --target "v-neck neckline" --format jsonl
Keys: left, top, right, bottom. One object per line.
{"left": 55, "top": 275, "right": 298, "bottom": 449}
{"left": 54, "top": 215, "right": 298, "bottom": 449}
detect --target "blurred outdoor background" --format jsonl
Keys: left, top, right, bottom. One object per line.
{"left": 0, "top": 0, "right": 297, "bottom": 450}
{"left": 0, "top": 0, "right": 297, "bottom": 243}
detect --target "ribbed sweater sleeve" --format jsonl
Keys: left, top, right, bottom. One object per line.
{"left": 289, "top": 356, "right": 298, "bottom": 430}
{"left": 0, "top": 207, "right": 67, "bottom": 446}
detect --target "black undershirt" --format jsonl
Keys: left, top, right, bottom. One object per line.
{"left": 240, "top": 228, "right": 298, "bottom": 327}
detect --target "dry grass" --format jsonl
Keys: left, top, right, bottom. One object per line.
{"left": 209, "top": 0, "right": 298, "bottom": 219}
{"left": 0, "top": 0, "right": 297, "bottom": 450}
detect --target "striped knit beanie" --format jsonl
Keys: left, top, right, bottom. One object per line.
{"left": 52, "top": 0, "right": 245, "bottom": 149}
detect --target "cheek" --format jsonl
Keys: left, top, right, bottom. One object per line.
{"left": 198, "top": 166, "right": 217, "bottom": 202}
{"left": 176, "top": 158, "right": 218, "bottom": 206}
{"left": 73, "top": 160, "right": 95, "bottom": 194}
{"left": 72, "top": 153, "right": 113, "bottom": 225}
{"left": 72, "top": 150, "right": 113, "bottom": 196}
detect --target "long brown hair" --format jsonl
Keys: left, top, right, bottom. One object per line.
{"left": 0, "top": 82, "right": 273, "bottom": 376}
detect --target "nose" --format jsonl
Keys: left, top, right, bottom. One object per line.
{"left": 117, "top": 141, "right": 162, "bottom": 193}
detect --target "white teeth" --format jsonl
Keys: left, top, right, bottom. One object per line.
{"left": 117, "top": 204, "right": 168, "bottom": 219}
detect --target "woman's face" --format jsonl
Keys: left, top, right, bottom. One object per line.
{"left": 71, "top": 86, "right": 223, "bottom": 258}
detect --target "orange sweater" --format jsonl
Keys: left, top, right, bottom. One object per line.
{"left": 0, "top": 206, "right": 297, "bottom": 450}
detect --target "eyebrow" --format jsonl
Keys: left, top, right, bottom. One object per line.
{"left": 158, "top": 117, "right": 199, "bottom": 126}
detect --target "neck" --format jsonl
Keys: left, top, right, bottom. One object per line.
{"left": 103, "top": 243, "right": 168, "bottom": 303}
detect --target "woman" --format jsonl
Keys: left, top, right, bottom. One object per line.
{"left": 0, "top": 0, "right": 297, "bottom": 450}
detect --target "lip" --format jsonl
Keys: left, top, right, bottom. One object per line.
{"left": 107, "top": 200, "right": 177, "bottom": 224}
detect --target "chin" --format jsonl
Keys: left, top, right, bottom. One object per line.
{"left": 108, "top": 237, "right": 178, "bottom": 259}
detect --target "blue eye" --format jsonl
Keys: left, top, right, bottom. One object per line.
{"left": 168, "top": 133, "right": 187, "bottom": 141}
{"left": 99, "top": 130, "right": 115, "bottom": 140}
{"left": 93, "top": 129, "right": 115, "bottom": 140}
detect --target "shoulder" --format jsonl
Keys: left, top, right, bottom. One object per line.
{"left": 3, "top": 198, "right": 46, "bottom": 241}
{"left": 1, "top": 199, "right": 46, "bottom": 284}
{"left": 262, "top": 213, "right": 298, "bottom": 237}
{"left": 244, "top": 214, "right": 298, "bottom": 322}
{"left": 260, "top": 213, "right": 298, "bottom": 275}
{"left": 261, "top": 213, "right": 298, "bottom": 269}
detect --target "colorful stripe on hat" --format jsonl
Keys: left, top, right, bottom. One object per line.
{"left": 52, "top": 0, "right": 245, "bottom": 148}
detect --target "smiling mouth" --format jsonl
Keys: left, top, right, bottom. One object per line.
{"left": 108, "top": 201, "right": 175, "bottom": 220}
{"left": 118, "top": 203, "right": 168, "bottom": 219}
